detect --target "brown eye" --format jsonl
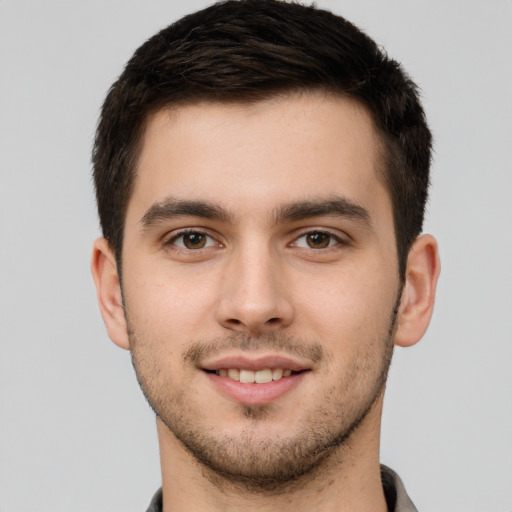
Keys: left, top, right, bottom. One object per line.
{"left": 170, "top": 231, "right": 216, "bottom": 250}
{"left": 182, "top": 233, "right": 207, "bottom": 249}
{"left": 306, "top": 232, "right": 331, "bottom": 248}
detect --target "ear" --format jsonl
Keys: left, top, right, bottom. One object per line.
{"left": 90, "top": 238, "right": 130, "bottom": 350}
{"left": 394, "top": 234, "right": 441, "bottom": 348}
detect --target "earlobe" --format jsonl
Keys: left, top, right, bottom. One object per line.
{"left": 90, "top": 238, "right": 130, "bottom": 350}
{"left": 394, "top": 234, "right": 441, "bottom": 348}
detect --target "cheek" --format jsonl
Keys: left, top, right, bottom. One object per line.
{"left": 123, "top": 256, "right": 222, "bottom": 339}
{"left": 294, "top": 260, "right": 398, "bottom": 350}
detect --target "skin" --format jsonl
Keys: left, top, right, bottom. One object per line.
{"left": 92, "top": 92, "right": 440, "bottom": 512}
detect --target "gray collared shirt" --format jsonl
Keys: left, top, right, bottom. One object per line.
{"left": 145, "top": 465, "right": 418, "bottom": 512}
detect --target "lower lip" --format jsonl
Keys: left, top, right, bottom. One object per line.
{"left": 204, "top": 371, "right": 307, "bottom": 405}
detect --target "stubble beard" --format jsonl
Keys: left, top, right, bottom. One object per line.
{"left": 128, "top": 301, "right": 399, "bottom": 493}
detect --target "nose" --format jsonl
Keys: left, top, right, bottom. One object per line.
{"left": 215, "top": 244, "right": 294, "bottom": 334}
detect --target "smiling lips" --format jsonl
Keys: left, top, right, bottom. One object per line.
{"left": 201, "top": 355, "right": 311, "bottom": 405}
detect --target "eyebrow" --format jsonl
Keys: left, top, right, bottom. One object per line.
{"left": 273, "top": 197, "right": 372, "bottom": 228}
{"left": 140, "top": 198, "right": 233, "bottom": 229}
{"left": 139, "top": 195, "right": 372, "bottom": 230}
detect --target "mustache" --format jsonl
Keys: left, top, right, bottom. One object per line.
{"left": 182, "top": 332, "right": 326, "bottom": 365}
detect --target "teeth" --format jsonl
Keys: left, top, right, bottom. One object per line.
{"left": 239, "top": 369, "right": 255, "bottom": 383}
{"left": 272, "top": 368, "right": 283, "bottom": 381}
{"left": 228, "top": 368, "right": 240, "bottom": 381}
{"left": 215, "top": 368, "right": 295, "bottom": 383}
{"left": 255, "top": 369, "right": 273, "bottom": 383}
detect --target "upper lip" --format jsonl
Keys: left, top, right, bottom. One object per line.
{"left": 200, "top": 353, "right": 312, "bottom": 372}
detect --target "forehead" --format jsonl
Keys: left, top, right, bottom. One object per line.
{"left": 128, "top": 92, "right": 390, "bottom": 226}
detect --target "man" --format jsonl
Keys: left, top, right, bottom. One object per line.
{"left": 91, "top": 0, "right": 440, "bottom": 510}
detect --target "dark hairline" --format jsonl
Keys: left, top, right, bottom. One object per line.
{"left": 115, "top": 88, "right": 401, "bottom": 274}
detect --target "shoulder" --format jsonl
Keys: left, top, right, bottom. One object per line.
{"left": 381, "top": 465, "right": 418, "bottom": 512}
{"left": 145, "top": 488, "right": 163, "bottom": 512}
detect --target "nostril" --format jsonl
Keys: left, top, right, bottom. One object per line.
{"left": 221, "top": 315, "right": 288, "bottom": 332}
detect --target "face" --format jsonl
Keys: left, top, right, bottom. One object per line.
{"left": 121, "top": 93, "right": 402, "bottom": 488}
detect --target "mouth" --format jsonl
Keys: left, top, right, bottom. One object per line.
{"left": 200, "top": 354, "right": 312, "bottom": 405}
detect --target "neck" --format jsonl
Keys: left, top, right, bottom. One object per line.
{"left": 157, "top": 399, "right": 388, "bottom": 512}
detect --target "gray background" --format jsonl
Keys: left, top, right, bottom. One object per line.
{"left": 1, "top": 1, "right": 511, "bottom": 510}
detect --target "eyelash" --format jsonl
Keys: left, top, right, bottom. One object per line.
{"left": 290, "top": 230, "right": 347, "bottom": 250}
{"left": 164, "top": 228, "right": 347, "bottom": 252}
{"left": 164, "top": 229, "right": 220, "bottom": 251}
